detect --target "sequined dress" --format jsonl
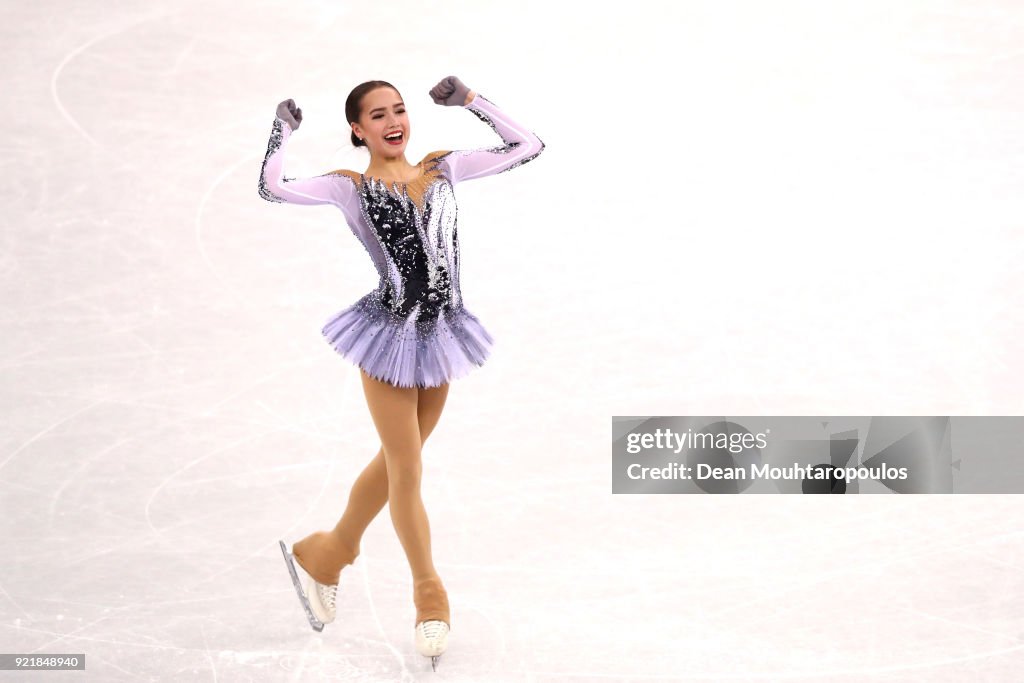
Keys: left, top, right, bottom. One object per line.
{"left": 258, "top": 93, "right": 545, "bottom": 388}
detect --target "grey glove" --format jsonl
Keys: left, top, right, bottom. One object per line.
{"left": 275, "top": 99, "right": 303, "bottom": 130}
{"left": 428, "top": 76, "right": 472, "bottom": 107}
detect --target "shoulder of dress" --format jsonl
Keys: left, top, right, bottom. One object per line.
{"left": 421, "top": 150, "right": 453, "bottom": 165}
{"left": 325, "top": 169, "right": 361, "bottom": 183}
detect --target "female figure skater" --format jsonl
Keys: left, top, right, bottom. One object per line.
{"left": 258, "top": 75, "right": 544, "bottom": 670}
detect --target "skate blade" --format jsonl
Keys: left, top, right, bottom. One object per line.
{"left": 279, "top": 539, "right": 325, "bottom": 632}
{"left": 431, "top": 655, "right": 440, "bottom": 672}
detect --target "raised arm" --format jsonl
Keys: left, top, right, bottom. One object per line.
{"left": 258, "top": 116, "right": 353, "bottom": 206}
{"left": 442, "top": 93, "right": 546, "bottom": 185}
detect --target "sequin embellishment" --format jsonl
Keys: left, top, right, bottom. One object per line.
{"left": 258, "top": 119, "right": 288, "bottom": 203}
{"left": 464, "top": 95, "right": 546, "bottom": 172}
{"left": 325, "top": 152, "right": 464, "bottom": 344}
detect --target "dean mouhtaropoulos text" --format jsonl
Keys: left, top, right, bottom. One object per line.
{"left": 626, "top": 463, "right": 909, "bottom": 482}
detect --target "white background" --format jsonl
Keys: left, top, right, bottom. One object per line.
{"left": 2, "top": 0, "right": 1022, "bottom": 680}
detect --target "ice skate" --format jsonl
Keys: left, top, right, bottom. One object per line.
{"left": 278, "top": 539, "right": 325, "bottom": 632}
{"left": 413, "top": 576, "right": 450, "bottom": 671}
{"left": 305, "top": 572, "right": 338, "bottom": 625}
{"left": 279, "top": 531, "right": 358, "bottom": 632}
{"left": 415, "top": 619, "right": 450, "bottom": 671}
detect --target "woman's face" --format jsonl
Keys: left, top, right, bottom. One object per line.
{"left": 353, "top": 87, "right": 410, "bottom": 158}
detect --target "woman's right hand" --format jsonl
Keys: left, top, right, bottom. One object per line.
{"left": 276, "top": 99, "right": 303, "bottom": 131}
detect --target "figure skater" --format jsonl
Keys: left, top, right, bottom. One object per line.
{"left": 258, "top": 75, "right": 544, "bottom": 670}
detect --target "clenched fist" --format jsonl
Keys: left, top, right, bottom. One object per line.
{"left": 276, "top": 99, "right": 303, "bottom": 130}
{"left": 428, "top": 76, "right": 473, "bottom": 107}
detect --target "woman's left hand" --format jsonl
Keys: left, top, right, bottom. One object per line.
{"left": 429, "top": 76, "right": 473, "bottom": 106}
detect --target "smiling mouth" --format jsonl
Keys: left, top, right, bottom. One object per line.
{"left": 384, "top": 131, "right": 404, "bottom": 145}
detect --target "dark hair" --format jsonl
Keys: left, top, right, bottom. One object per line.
{"left": 346, "top": 80, "right": 400, "bottom": 148}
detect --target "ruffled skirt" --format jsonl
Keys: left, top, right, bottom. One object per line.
{"left": 321, "top": 291, "right": 494, "bottom": 389}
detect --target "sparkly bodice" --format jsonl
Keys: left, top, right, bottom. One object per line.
{"left": 329, "top": 156, "right": 463, "bottom": 324}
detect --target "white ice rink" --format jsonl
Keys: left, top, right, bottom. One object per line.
{"left": 2, "top": 0, "right": 1023, "bottom": 680}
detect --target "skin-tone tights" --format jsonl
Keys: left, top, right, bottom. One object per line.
{"left": 291, "top": 369, "right": 451, "bottom": 626}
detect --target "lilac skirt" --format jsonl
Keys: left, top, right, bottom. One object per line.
{"left": 321, "top": 292, "right": 494, "bottom": 389}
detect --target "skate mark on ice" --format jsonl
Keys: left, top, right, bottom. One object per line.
{"left": 51, "top": 12, "right": 167, "bottom": 156}
{"left": 357, "top": 553, "right": 413, "bottom": 681}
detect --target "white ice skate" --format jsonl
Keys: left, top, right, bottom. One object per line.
{"left": 278, "top": 539, "right": 337, "bottom": 631}
{"left": 415, "top": 620, "right": 449, "bottom": 671}
{"left": 306, "top": 575, "right": 337, "bottom": 625}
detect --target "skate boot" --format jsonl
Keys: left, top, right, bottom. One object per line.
{"left": 413, "top": 576, "right": 450, "bottom": 671}
{"left": 280, "top": 531, "right": 358, "bottom": 630}
{"left": 304, "top": 574, "right": 338, "bottom": 625}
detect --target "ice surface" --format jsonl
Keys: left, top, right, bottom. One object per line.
{"left": 1, "top": 0, "right": 1022, "bottom": 680}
